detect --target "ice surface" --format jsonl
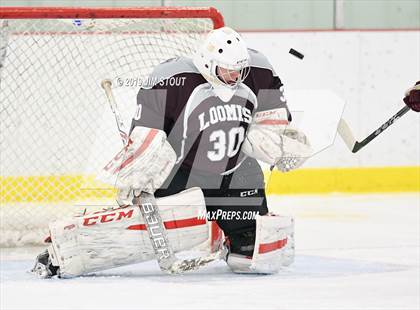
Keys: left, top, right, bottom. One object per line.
{"left": 1, "top": 193, "right": 419, "bottom": 310}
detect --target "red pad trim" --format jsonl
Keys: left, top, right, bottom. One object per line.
{"left": 257, "top": 119, "right": 289, "bottom": 125}
{"left": 127, "top": 217, "right": 206, "bottom": 230}
{"left": 114, "top": 128, "right": 158, "bottom": 174}
{"left": 258, "top": 238, "right": 288, "bottom": 254}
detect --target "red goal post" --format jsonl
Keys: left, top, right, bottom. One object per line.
{"left": 0, "top": 6, "right": 224, "bottom": 249}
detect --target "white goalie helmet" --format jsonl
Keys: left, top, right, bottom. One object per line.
{"left": 193, "top": 27, "right": 250, "bottom": 102}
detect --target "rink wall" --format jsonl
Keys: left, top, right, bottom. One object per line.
{"left": 265, "top": 166, "right": 420, "bottom": 195}
{"left": 243, "top": 30, "right": 419, "bottom": 193}
{"left": 1, "top": 165, "right": 419, "bottom": 204}
{"left": 1, "top": 31, "right": 419, "bottom": 199}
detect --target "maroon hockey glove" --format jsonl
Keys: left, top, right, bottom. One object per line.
{"left": 403, "top": 81, "right": 420, "bottom": 112}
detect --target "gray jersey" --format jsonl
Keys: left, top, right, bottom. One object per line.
{"left": 131, "top": 49, "right": 290, "bottom": 174}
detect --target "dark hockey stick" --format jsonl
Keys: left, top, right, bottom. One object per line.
{"left": 338, "top": 105, "right": 411, "bottom": 153}
{"left": 100, "top": 79, "right": 221, "bottom": 273}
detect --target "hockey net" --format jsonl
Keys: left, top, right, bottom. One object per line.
{"left": 0, "top": 7, "right": 224, "bottom": 247}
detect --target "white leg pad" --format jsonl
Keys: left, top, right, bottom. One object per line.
{"left": 226, "top": 214, "right": 294, "bottom": 274}
{"left": 48, "top": 187, "right": 209, "bottom": 277}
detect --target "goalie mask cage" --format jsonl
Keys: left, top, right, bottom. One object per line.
{"left": 0, "top": 7, "right": 224, "bottom": 247}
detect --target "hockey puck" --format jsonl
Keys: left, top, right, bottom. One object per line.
{"left": 289, "top": 48, "right": 304, "bottom": 59}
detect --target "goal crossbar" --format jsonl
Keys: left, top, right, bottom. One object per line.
{"left": 0, "top": 6, "right": 224, "bottom": 29}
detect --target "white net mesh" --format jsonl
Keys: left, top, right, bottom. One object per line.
{"left": 0, "top": 13, "right": 216, "bottom": 246}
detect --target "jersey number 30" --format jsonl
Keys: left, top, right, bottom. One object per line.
{"left": 207, "top": 127, "right": 245, "bottom": 161}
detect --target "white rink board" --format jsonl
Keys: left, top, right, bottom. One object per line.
{"left": 1, "top": 193, "right": 419, "bottom": 310}
{"left": 243, "top": 31, "right": 420, "bottom": 168}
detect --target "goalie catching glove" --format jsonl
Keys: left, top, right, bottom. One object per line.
{"left": 241, "top": 108, "right": 312, "bottom": 172}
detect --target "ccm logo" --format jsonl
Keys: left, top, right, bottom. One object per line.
{"left": 240, "top": 189, "right": 258, "bottom": 197}
{"left": 83, "top": 209, "right": 134, "bottom": 226}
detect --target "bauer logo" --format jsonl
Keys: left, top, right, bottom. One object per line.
{"left": 141, "top": 202, "right": 172, "bottom": 260}
{"left": 83, "top": 209, "right": 134, "bottom": 226}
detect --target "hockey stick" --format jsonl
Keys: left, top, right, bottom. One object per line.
{"left": 100, "top": 79, "right": 130, "bottom": 146}
{"left": 338, "top": 105, "right": 411, "bottom": 153}
{"left": 101, "top": 79, "right": 222, "bottom": 273}
{"left": 101, "top": 79, "right": 177, "bottom": 272}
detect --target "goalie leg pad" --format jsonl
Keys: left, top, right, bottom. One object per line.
{"left": 226, "top": 214, "right": 294, "bottom": 274}
{"left": 48, "top": 187, "right": 209, "bottom": 278}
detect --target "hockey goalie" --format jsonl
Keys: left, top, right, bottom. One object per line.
{"left": 32, "top": 27, "right": 312, "bottom": 278}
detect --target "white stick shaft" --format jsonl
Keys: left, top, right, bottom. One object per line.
{"left": 101, "top": 79, "right": 129, "bottom": 146}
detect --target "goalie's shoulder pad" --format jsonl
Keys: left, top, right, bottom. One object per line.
{"left": 143, "top": 56, "right": 199, "bottom": 89}
{"left": 248, "top": 48, "right": 277, "bottom": 76}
